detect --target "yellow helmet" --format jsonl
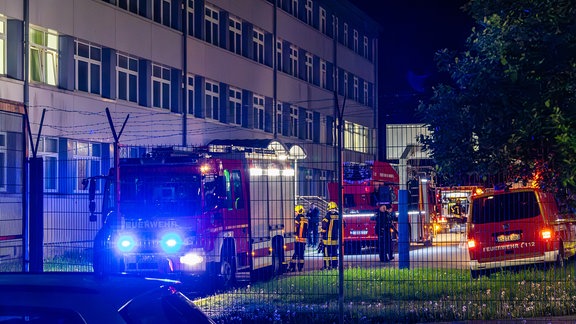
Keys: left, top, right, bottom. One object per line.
{"left": 295, "top": 205, "right": 305, "bottom": 214}
{"left": 327, "top": 201, "right": 338, "bottom": 210}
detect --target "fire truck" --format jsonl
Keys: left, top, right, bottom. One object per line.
{"left": 434, "top": 186, "right": 483, "bottom": 233}
{"left": 86, "top": 140, "right": 295, "bottom": 289}
{"left": 327, "top": 161, "right": 399, "bottom": 253}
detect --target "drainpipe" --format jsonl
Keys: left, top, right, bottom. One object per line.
{"left": 181, "top": 0, "right": 188, "bottom": 146}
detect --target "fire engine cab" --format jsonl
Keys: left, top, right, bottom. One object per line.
{"left": 87, "top": 140, "right": 296, "bottom": 289}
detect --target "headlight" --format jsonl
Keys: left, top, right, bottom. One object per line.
{"left": 180, "top": 252, "right": 204, "bottom": 266}
{"left": 160, "top": 232, "right": 183, "bottom": 253}
{"left": 116, "top": 234, "right": 136, "bottom": 253}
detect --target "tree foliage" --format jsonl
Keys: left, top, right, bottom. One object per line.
{"left": 418, "top": 0, "right": 576, "bottom": 194}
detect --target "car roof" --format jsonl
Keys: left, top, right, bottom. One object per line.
{"left": 0, "top": 272, "right": 183, "bottom": 323}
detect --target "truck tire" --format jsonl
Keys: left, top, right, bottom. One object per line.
{"left": 271, "top": 238, "right": 284, "bottom": 276}
{"left": 218, "top": 248, "right": 236, "bottom": 290}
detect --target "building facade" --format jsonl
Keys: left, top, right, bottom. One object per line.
{"left": 0, "top": 0, "right": 379, "bottom": 201}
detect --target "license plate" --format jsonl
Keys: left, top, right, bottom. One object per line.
{"left": 496, "top": 233, "right": 520, "bottom": 243}
{"left": 350, "top": 230, "right": 368, "bottom": 235}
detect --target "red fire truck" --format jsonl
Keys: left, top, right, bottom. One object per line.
{"left": 87, "top": 140, "right": 295, "bottom": 289}
{"left": 327, "top": 161, "right": 399, "bottom": 253}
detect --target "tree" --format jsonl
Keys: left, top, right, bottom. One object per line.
{"left": 418, "top": 0, "right": 576, "bottom": 195}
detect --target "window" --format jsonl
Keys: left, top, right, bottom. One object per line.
{"left": 320, "top": 8, "right": 327, "bottom": 34}
{"left": 75, "top": 41, "right": 101, "bottom": 95}
{"left": 0, "top": 133, "right": 5, "bottom": 191}
{"left": 289, "top": 45, "right": 298, "bottom": 77}
{"left": 30, "top": 27, "right": 58, "bottom": 86}
{"left": 332, "top": 14, "right": 338, "bottom": 39}
{"left": 290, "top": 105, "right": 298, "bottom": 137}
{"left": 343, "top": 72, "right": 348, "bottom": 96}
{"left": 344, "top": 121, "right": 369, "bottom": 153}
{"left": 353, "top": 29, "right": 359, "bottom": 53}
{"left": 353, "top": 76, "right": 359, "bottom": 101}
{"left": 276, "top": 102, "right": 283, "bottom": 135}
{"left": 305, "top": 0, "right": 313, "bottom": 25}
{"left": 320, "top": 59, "right": 326, "bottom": 88}
{"left": 187, "top": 74, "right": 194, "bottom": 114}
{"left": 71, "top": 141, "right": 101, "bottom": 192}
{"left": 305, "top": 53, "right": 313, "bottom": 82}
{"left": 205, "top": 5, "right": 219, "bottom": 46}
{"left": 291, "top": 0, "right": 298, "bottom": 17}
{"left": 228, "top": 87, "right": 242, "bottom": 125}
{"left": 305, "top": 111, "right": 313, "bottom": 140}
{"left": 118, "top": 0, "right": 142, "bottom": 15}
{"left": 205, "top": 80, "right": 219, "bottom": 120}
{"left": 343, "top": 23, "right": 348, "bottom": 47}
{"left": 253, "top": 95, "right": 265, "bottom": 130}
{"left": 187, "top": 0, "right": 194, "bottom": 36}
{"left": 152, "top": 64, "right": 171, "bottom": 109}
{"left": 0, "top": 18, "right": 5, "bottom": 75}
{"left": 252, "top": 28, "right": 264, "bottom": 64}
{"left": 363, "top": 36, "right": 369, "bottom": 59}
{"left": 153, "top": 0, "right": 171, "bottom": 27}
{"left": 117, "top": 53, "right": 138, "bottom": 103}
{"left": 276, "top": 39, "right": 283, "bottom": 71}
{"left": 38, "top": 137, "right": 58, "bottom": 191}
{"left": 363, "top": 82, "right": 368, "bottom": 105}
{"left": 229, "top": 17, "right": 242, "bottom": 55}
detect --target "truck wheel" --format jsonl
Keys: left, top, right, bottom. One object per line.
{"left": 219, "top": 253, "right": 236, "bottom": 290}
{"left": 555, "top": 245, "right": 565, "bottom": 269}
{"left": 272, "top": 239, "right": 284, "bottom": 276}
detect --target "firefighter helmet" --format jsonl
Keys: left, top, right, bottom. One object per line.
{"left": 295, "top": 205, "right": 305, "bottom": 214}
{"left": 327, "top": 201, "right": 338, "bottom": 210}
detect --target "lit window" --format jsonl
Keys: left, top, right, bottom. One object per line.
{"left": 75, "top": 41, "right": 101, "bottom": 95}
{"left": 253, "top": 95, "right": 265, "bottom": 130}
{"left": 117, "top": 53, "right": 138, "bottom": 103}
{"left": 290, "top": 105, "right": 298, "bottom": 137}
{"left": 30, "top": 27, "right": 58, "bottom": 86}
{"left": 228, "top": 87, "right": 242, "bottom": 125}
{"left": 152, "top": 64, "right": 171, "bottom": 109}
{"left": 289, "top": 45, "right": 298, "bottom": 77}
{"left": 205, "top": 80, "right": 219, "bottom": 120}
{"left": 229, "top": 17, "right": 242, "bottom": 55}
{"left": 205, "top": 5, "right": 220, "bottom": 46}
{"left": 253, "top": 28, "right": 265, "bottom": 64}
{"left": 344, "top": 121, "right": 369, "bottom": 153}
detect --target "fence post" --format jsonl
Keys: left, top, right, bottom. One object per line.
{"left": 28, "top": 157, "right": 43, "bottom": 272}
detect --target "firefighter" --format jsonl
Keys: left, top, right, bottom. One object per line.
{"left": 321, "top": 201, "right": 339, "bottom": 270}
{"left": 376, "top": 203, "right": 395, "bottom": 262}
{"left": 288, "top": 205, "right": 308, "bottom": 272}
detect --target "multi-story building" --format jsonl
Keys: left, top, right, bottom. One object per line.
{"left": 0, "top": 0, "right": 379, "bottom": 245}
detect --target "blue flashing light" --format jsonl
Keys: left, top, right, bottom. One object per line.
{"left": 160, "top": 232, "right": 183, "bottom": 253}
{"left": 116, "top": 234, "right": 136, "bottom": 253}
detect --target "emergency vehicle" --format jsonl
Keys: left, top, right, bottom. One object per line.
{"left": 327, "top": 161, "right": 399, "bottom": 253}
{"left": 467, "top": 185, "right": 576, "bottom": 278}
{"left": 87, "top": 140, "right": 296, "bottom": 289}
{"left": 434, "top": 186, "right": 483, "bottom": 232}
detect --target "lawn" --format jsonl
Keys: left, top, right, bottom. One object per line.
{"left": 194, "top": 266, "right": 576, "bottom": 323}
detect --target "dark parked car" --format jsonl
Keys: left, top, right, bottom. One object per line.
{"left": 0, "top": 272, "right": 215, "bottom": 323}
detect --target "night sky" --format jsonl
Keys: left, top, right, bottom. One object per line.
{"left": 351, "top": 0, "right": 475, "bottom": 123}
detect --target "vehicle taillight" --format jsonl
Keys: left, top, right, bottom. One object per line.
{"left": 541, "top": 229, "right": 553, "bottom": 240}
{"left": 467, "top": 238, "right": 476, "bottom": 249}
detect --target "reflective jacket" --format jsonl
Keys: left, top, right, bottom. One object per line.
{"left": 295, "top": 213, "right": 309, "bottom": 243}
{"left": 321, "top": 210, "right": 339, "bottom": 245}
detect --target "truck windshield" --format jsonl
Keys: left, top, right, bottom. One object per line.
{"left": 471, "top": 191, "right": 540, "bottom": 224}
{"left": 120, "top": 174, "right": 202, "bottom": 218}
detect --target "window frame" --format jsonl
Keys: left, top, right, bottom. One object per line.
{"left": 205, "top": 80, "right": 220, "bottom": 120}
{"left": 151, "top": 63, "right": 171, "bottom": 109}
{"left": 0, "top": 17, "right": 6, "bottom": 75}
{"left": 276, "top": 101, "right": 283, "bottom": 135}
{"left": 289, "top": 45, "right": 298, "bottom": 77}
{"left": 0, "top": 132, "right": 6, "bottom": 192}
{"left": 320, "top": 59, "right": 326, "bottom": 88}
{"left": 276, "top": 39, "right": 283, "bottom": 71}
{"left": 38, "top": 136, "right": 59, "bottom": 192}
{"left": 187, "top": 74, "right": 195, "bottom": 114}
{"left": 252, "top": 27, "right": 265, "bottom": 64}
{"left": 228, "top": 16, "right": 242, "bottom": 55}
{"left": 71, "top": 141, "right": 101, "bottom": 193}
{"left": 30, "top": 26, "right": 58, "bottom": 86}
{"left": 305, "top": 0, "right": 313, "bottom": 25}
{"left": 75, "top": 40, "right": 102, "bottom": 95}
{"left": 228, "top": 87, "right": 242, "bottom": 126}
{"left": 205, "top": 5, "right": 220, "bottom": 46}
{"left": 253, "top": 94, "right": 265, "bottom": 131}
{"left": 290, "top": 105, "right": 298, "bottom": 138}
{"left": 116, "top": 53, "right": 139, "bottom": 103}
{"left": 305, "top": 111, "right": 313, "bottom": 140}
